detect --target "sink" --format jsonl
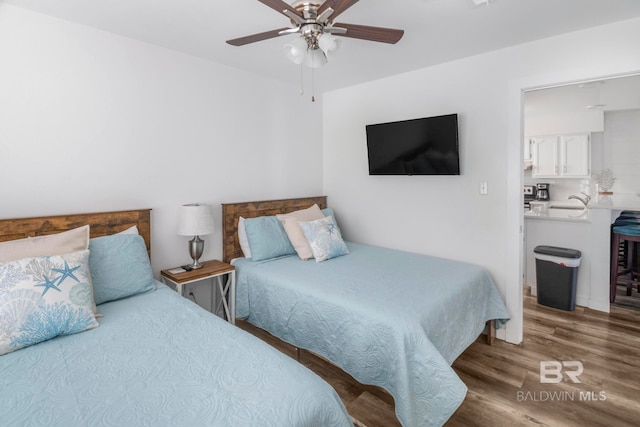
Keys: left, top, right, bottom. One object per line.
{"left": 544, "top": 207, "right": 589, "bottom": 219}
{"left": 525, "top": 204, "right": 589, "bottom": 220}
{"left": 548, "top": 206, "right": 585, "bottom": 210}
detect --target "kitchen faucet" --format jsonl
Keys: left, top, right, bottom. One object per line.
{"left": 568, "top": 192, "right": 591, "bottom": 207}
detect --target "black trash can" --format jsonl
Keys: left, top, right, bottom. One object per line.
{"left": 533, "top": 245, "right": 582, "bottom": 311}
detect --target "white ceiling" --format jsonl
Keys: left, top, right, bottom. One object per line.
{"left": 4, "top": 0, "right": 640, "bottom": 92}
{"left": 525, "top": 74, "right": 640, "bottom": 115}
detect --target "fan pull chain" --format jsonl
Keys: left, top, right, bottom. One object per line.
{"left": 297, "top": 48, "right": 317, "bottom": 102}
{"left": 311, "top": 59, "right": 316, "bottom": 102}
{"left": 299, "top": 63, "right": 304, "bottom": 96}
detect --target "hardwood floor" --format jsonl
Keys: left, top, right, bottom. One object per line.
{"left": 612, "top": 286, "right": 640, "bottom": 312}
{"left": 237, "top": 293, "right": 640, "bottom": 426}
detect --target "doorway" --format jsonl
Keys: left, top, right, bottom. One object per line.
{"left": 521, "top": 73, "right": 640, "bottom": 314}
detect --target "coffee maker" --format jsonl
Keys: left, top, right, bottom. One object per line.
{"left": 536, "top": 183, "right": 550, "bottom": 201}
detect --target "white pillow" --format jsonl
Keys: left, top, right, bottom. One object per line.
{"left": 0, "top": 225, "right": 89, "bottom": 264}
{"left": 0, "top": 250, "right": 99, "bottom": 355}
{"left": 276, "top": 204, "right": 324, "bottom": 260}
{"left": 238, "top": 217, "right": 251, "bottom": 258}
{"left": 117, "top": 225, "right": 139, "bottom": 235}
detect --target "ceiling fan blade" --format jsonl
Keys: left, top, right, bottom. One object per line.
{"left": 318, "top": 0, "right": 359, "bottom": 20}
{"left": 226, "top": 27, "right": 292, "bottom": 46}
{"left": 333, "top": 22, "right": 404, "bottom": 44}
{"left": 258, "top": 0, "right": 304, "bottom": 19}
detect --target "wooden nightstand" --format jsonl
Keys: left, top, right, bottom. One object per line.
{"left": 161, "top": 260, "right": 236, "bottom": 324}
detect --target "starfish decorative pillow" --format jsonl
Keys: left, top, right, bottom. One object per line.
{"left": 0, "top": 250, "right": 98, "bottom": 355}
{"left": 299, "top": 216, "right": 349, "bottom": 263}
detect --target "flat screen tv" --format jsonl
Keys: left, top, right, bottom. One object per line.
{"left": 366, "top": 113, "right": 460, "bottom": 175}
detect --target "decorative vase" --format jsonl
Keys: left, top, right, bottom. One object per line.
{"left": 594, "top": 169, "right": 616, "bottom": 195}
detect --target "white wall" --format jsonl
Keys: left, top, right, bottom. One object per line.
{"left": 323, "top": 18, "right": 640, "bottom": 344}
{"left": 0, "top": 5, "right": 324, "bottom": 287}
{"left": 525, "top": 110, "right": 604, "bottom": 136}
{"left": 605, "top": 109, "right": 640, "bottom": 194}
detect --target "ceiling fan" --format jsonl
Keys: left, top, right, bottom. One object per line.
{"left": 226, "top": 0, "right": 404, "bottom": 68}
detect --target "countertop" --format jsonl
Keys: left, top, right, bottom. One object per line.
{"left": 524, "top": 193, "right": 640, "bottom": 222}
{"left": 587, "top": 193, "right": 640, "bottom": 211}
{"left": 524, "top": 206, "right": 591, "bottom": 222}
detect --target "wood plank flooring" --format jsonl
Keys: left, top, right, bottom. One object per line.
{"left": 237, "top": 292, "right": 640, "bottom": 426}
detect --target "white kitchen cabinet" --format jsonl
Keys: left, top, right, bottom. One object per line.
{"left": 523, "top": 138, "right": 534, "bottom": 169}
{"left": 531, "top": 136, "right": 559, "bottom": 177}
{"left": 561, "top": 134, "right": 590, "bottom": 177}
{"left": 524, "top": 137, "right": 534, "bottom": 161}
{"left": 531, "top": 133, "right": 590, "bottom": 178}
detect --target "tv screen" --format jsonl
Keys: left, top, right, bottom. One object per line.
{"left": 366, "top": 114, "right": 460, "bottom": 175}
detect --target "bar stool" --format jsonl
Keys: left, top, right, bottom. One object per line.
{"left": 614, "top": 220, "right": 640, "bottom": 227}
{"left": 610, "top": 225, "right": 640, "bottom": 303}
{"left": 612, "top": 217, "right": 640, "bottom": 270}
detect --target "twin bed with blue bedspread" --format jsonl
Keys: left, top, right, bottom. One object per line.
{"left": 222, "top": 197, "right": 510, "bottom": 427}
{"left": 0, "top": 209, "right": 352, "bottom": 427}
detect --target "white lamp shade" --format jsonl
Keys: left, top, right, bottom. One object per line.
{"left": 304, "top": 48, "right": 327, "bottom": 69}
{"left": 177, "top": 204, "right": 215, "bottom": 236}
{"left": 318, "top": 33, "right": 340, "bottom": 60}
{"left": 283, "top": 37, "right": 307, "bottom": 65}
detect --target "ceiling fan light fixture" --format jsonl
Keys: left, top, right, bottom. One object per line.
{"left": 283, "top": 36, "right": 308, "bottom": 65}
{"left": 303, "top": 46, "right": 328, "bottom": 69}
{"left": 318, "top": 33, "right": 340, "bottom": 60}
{"left": 284, "top": 32, "right": 332, "bottom": 69}
{"left": 227, "top": 0, "right": 405, "bottom": 100}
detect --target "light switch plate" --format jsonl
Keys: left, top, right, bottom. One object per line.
{"left": 480, "top": 181, "right": 488, "bottom": 195}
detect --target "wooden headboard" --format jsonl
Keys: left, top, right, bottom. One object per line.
{"left": 221, "top": 196, "right": 327, "bottom": 263}
{"left": 0, "top": 209, "right": 152, "bottom": 256}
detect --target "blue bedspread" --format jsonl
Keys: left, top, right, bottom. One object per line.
{"left": 234, "top": 242, "right": 510, "bottom": 427}
{"left": 0, "top": 281, "right": 352, "bottom": 427}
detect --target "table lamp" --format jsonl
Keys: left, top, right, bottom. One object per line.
{"left": 177, "top": 204, "right": 215, "bottom": 269}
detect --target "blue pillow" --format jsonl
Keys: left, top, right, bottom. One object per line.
{"left": 89, "top": 234, "right": 155, "bottom": 305}
{"left": 299, "top": 216, "right": 349, "bottom": 263}
{"left": 321, "top": 207, "right": 335, "bottom": 222}
{"left": 244, "top": 216, "right": 295, "bottom": 261}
